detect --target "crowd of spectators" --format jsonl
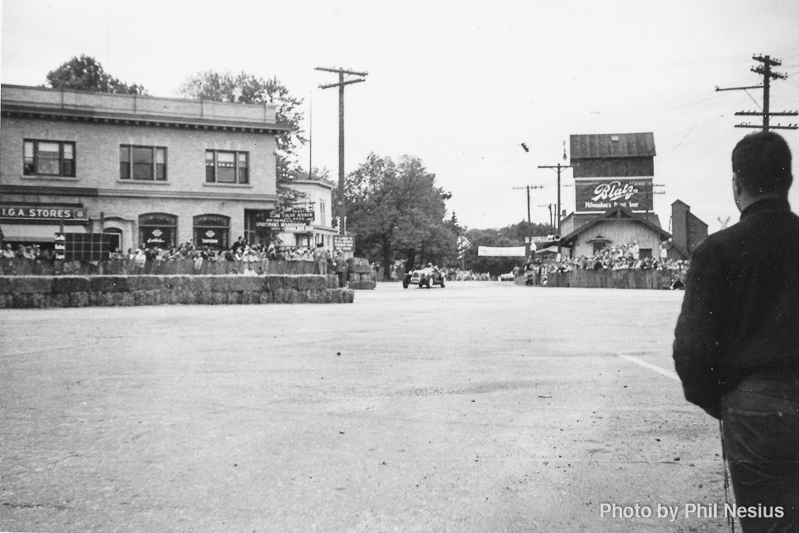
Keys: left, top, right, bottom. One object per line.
{"left": 521, "top": 241, "right": 690, "bottom": 288}
{"left": 1, "top": 243, "right": 58, "bottom": 274}
{"left": 0, "top": 237, "right": 345, "bottom": 277}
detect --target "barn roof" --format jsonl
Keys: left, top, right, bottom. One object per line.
{"left": 570, "top": 133, "right": 656, "bottom": 159}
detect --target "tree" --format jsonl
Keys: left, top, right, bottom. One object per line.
{"left": 278, "top": 166, "right": 335, "bottom": 207}
{"left": 345, "top": 154, "right": 457, "bottom": 278}
{"left": 460, "top": 220, "right": 555, "bottom": 277}
{"left": 178, "top": 71, "right": 306, "bottom": 181}
{"left": 45, "top": 55, "right": 146, "bottom": 95}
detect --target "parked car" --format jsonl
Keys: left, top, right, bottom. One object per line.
{"left": 499, "top": 271, "right": 516, "bottom": 281}
{"left": 403, "top": 266, "right": 446, "bottom": 288}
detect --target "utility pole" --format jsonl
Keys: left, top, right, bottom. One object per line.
{"left": 315, "top": 67, "right": 369, "bottom": 226}
{"left": 513, "top": 185, "right": 544, "bottom": 256}
{"left": 716, "top": 54, "right": 798, "bottom": 131}
{"left": 537, "top": 163, "right": 572, "bottom": 253}
{"left": 538, "top": 204, "right": 555, "bottom": 229}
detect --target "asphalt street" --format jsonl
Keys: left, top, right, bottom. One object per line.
{"left": 1, "top": 282, "right": 730, "bottom": 532}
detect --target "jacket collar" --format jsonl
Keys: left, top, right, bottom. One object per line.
{"left": 740, "top": 197, "right": 791, "bottom": 220}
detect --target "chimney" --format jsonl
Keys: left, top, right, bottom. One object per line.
{"left": 671, "top": 201, "right": 689, "bottom": 255}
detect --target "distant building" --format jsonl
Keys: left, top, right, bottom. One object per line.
{"left": 665, "top": 200, "right": 708, "bottom": 260}
{"left": 0, "top": 84, "right": 287, "bottom": 252}
{"left": 274, "top": 179, "right": 336, "bottom": 249}
{"left": 559, "top": 132, "right": 670, "bottom": 257}
{"left": 560, "top": 206, "right": 671, "bottom": 259}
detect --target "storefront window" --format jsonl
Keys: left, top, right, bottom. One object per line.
{"left": 193, "top": 214, "right": 230, "bottom": 249}
{"left": 103, "top": 228, "right": 123, "bottom": 253}
{"left": 138, "top": 213, "right": 177, "bottom": 249}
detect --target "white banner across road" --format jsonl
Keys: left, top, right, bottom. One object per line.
{"left": 477, "top": 246, "right": 527, "bottom": 257}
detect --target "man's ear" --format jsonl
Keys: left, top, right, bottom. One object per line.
{"left": 732, "top": 172, "right": 744, "bottom": 197}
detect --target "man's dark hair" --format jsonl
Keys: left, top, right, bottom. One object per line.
{"left": 732, "top": 131, "right": 793, "bottom": 195}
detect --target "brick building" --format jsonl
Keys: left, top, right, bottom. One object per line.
{"left": 0, "top": 84, "right": 288, "bottom": 252}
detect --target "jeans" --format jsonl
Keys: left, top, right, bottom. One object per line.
{"left": 722, "top": 376, "right": 799, "bottom": 533}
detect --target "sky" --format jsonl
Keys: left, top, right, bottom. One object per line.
{"left": 2, "top": 0, "right": 799, "bottom": 233}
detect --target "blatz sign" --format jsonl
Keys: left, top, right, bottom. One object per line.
{"left": 574, "top": 178, "right": 653, "bottom": 213}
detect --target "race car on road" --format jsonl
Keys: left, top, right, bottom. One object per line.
{"left": 403, "top": 267, "right": 446, "bottom": 289}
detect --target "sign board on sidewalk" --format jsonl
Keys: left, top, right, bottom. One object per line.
{"left": 55, "top": 233, "right": 112, "bottom": 261}
{"left": 334, "top": 235, "right": 354, "bottom": 251}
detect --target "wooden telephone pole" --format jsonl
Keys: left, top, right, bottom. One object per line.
{"left": 513, "top": 185, "right": 544, "bottom": 256}
{"left": 537, "top": 162, "right": 572, "bottom": 253}
{"left": 315, "top": 67, "right": 368, "bottom": 226}
{"left": 716, "top": 54, "right": 798, "bottom": 131}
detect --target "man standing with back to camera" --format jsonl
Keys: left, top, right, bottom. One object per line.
{"left": 674, "top": 131, "right": 799, "bottom": 532}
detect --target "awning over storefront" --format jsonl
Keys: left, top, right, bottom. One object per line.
{"left": 0, "top": 224, "right": 86, "bottom": 243}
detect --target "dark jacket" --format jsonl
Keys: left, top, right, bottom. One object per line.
{"left": 673, "top": 197, "right": 799, "bottom": 418}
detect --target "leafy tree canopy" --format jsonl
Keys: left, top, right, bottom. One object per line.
{"left": 45, "top": 55, "right": 146, "bottom": 95}
{"left": 345, "top": 154, "right": 457, "bottom": 277}
{"left": 461, "top": 220, "right": 555, "bottom": 277}
{"left": 178, "top": 71, "right": 305, "bottom": 182}
{"left": 278, "top": 166, "right": 335, "bottom": 207}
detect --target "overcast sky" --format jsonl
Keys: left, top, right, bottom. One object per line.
{"left": 3, "top": 0, "right": 799, "bottom": 233}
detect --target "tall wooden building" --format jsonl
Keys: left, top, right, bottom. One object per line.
{"left": 560, "top": 133, "right": 670, "bottom": 258}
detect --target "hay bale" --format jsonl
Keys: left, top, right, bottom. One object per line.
{"left": 46, "top": 293, "right": 68, "bottom": 308}
{"left": 0, "top": 277, "right": 12, "bottom": 294}
{"left": 242, "top": 291, "right": 260, "bottom": 305}
{"left": 164, "top": 290, "right": 182, "bottom": 306}
{"left": 161, "top": 275, "right": 186, "bottom": 291}
{"left": 349, "top": 280, "right": 376, "bottom": 290}
{"left": 89, "top": 276, "right": 129, "bottom": 293}
{"left": 52, "top": 276, "right": 90, "bottom": 294}
{"left": 12, "top": 294, "right": 33, "bottom": 308}
{"left": 208, "top": 276, "right": 231, "bottom": 293}
{"left": 212, "top": 292, "right": 228, "bottom": 305}
{"left": 227, "top": 292, "right": 242, "bottom": 305}
{"left": 30, "top": 294, "right": 47, "bottom": 308}
{"left": 295, "top": 275, "right": 326, "bottom": 291}
{"left": 9, "top": 276, "right": 53, "bottom": 294}
{"left": 342, "top": 289, "right": 355, "bottom": 303}
{"left": 88, "top": 291, "right": 103, "bottom": 306}
{"left": 262, "top": 275, "right": 286, "bottom": 292}
{"left": 127, "top": 276, "right": 163, "bottom": 291}
{"left": 198, "top": 291, "right": 215, "bottom": 305}
{"left": 68, "top": 292, "right": 89, "bottom": 307}
{"left": 176, "top": 288, "right": 195, "bottom": 305}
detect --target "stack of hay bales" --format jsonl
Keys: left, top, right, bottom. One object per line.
{"left": 346, "top": 257, "right": 376, "bottom": 290}
{"left": 0, "top": 275, "right": 354, "bottom": 308}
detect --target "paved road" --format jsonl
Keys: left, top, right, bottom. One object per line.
{"left": 1, "top": 282, "right": 730, "bottom": 532}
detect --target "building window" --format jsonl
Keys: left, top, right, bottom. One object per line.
{"left": 193, "top": 214, "right": 230, "bottom": 249}
{"left": 23, "top": 140, "right": 75, "bottom": 177}
{"left": 120, "top": 145, "right": 167, "bottom": 181}
{"left": 205, "top": 150, "right": 249, "bottom": 184}
{"left": 138, "top": 213, "right": 177, "bottom": 249}
{"left": 639, "top": 248, "right": 652, "bottom": 259}
{"left": 103, "top": 228, "right": 123, "bottom": 253}
{"left": 320, "top": 200, "right": 326, "bottom": 226}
